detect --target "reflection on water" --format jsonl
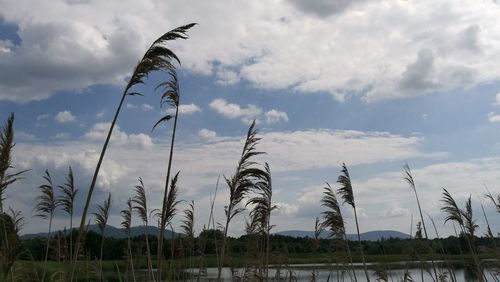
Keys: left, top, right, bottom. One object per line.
{"left": 187, "top": 262, "right": 497, "bottom": 281}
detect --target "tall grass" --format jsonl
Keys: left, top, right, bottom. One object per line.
{"left": 337, "top": 163, "right": 369, "bottom": 281}
{"left": 120, "top": 198, "right": 136, "bottom": 282}
{"left": 441, "top": 188, "right": 485, "bottom": 281}
{"left": 132, "top": 177, "right": 154, "bottom": 281}
{"left": 321, "top": 182, "right": 357, "bottom": 281}
{"left": 218, "top": 120, "right": 267, "bottom": 280}
{"left": 403, "top": 163, "right": 439, "bottom": 281}
{"left": 246, "top": 162, "right": 274, "bottom": 280}
{"left": 72, "top": 24, "right": 196, "bottom": 279}
{"left": 93, "top": 193, "right": 112, "bottom": 281}
{"left": 34, "top": 170, "right": 58, "bottom": 282}
{"left": 0, "top": 113, "right": 27, "bottom": 281}
{"left": 56, "top": 166, "right": 78, "bottom": 265}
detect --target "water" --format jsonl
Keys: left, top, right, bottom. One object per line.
{"left": 186, "top": 262, "right": 498, "bottom": 281}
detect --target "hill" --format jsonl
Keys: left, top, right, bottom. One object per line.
{"left": 275, "top": 230, "right": 410, "bottom": 241}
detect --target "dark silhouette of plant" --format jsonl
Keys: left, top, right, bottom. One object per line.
{"left": 150, "top": 23, "right": 197, "bottom": 281}
{"left": 34, "top": 170, "right": 58, "bottom": 282}
{"left": 218, "top": 121, "right": 267, "bottom": 280}
{"left": 247, "top": 162, "right": 275, "bottom": 280}
{"left": 132, "top": 177, "right": 154, "bottom": 281}
{"left": 321, "top": 182, "right": 356, "bottom": 281}
{"left": 120, "top": 198, "right": 136, "bottom": 282}
{"left": 441, "top": 188, "right": 484, "bottom": 281}
{"left": 0, "top": 208, "right": 23, "bottom": 281}
{"left": 72, "top": 23, "right": 196, "bottom": 276}
{"left": 93, "top": 193, "right": 111, "bottom": 281}
{"left": 403, "top": 163, "right": 438, "bottom": 280}
{"left": 0, "top": 114, "right": 27, "bottom": 214}
{"left": 57, "top": 166, "right": 78, "bottom": 265}
{"left": 0, "top": 113, "right": 27, "bottom": 282}
{"left": 181, "top": 200, "right": 195, "bottom": 277}
{"left": 337, "top": 163, "right": 369, "bottom": 281}
{"left": 152, "top": 171, "right": 181, "bottom": 280}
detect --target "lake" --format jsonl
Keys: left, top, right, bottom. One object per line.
{"left": 186, "top": 262, "right": 498, "bottom": 281}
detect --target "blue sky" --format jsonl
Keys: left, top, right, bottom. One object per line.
{"left": 1, "top": 0, "right": 500, "bottom": 237}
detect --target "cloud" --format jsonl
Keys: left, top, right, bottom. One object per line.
{"left": 209, "top": 99, "right": 262, "bottom": 120}
{"left": 83, "top": 123, "right": 153, "bottom": 149}
{"left": 2, "top": 1, "right": 500, "bottom": 102}
{"left": 493, "top": 93, "right": 500, "bottom": 106}
{"left": 288, "top": 0, "right": 369, "bottom": 17}
{"left": 8, "top": 126, "right": 438, "bottom": 234}
{"left": 16, "top": 131, "right": 37, "bottom": 142}
{"left": 96, "top": 111, "right": 105, "bottom": 118}
{"left": 488, "top": 112, "right": 500, "bottom": 123}
{"left": 178, "top": 103, "right": 201, "bottom": 115}
{"left": 55, "top": 111, "right": 76, "bottom": 123}
{"left": 53, "top": 132, "right": 71, "bottom": 140}
{"left": 265, "top": 109, "right": 289, "bottom": 124}
{"left": 141, "top": 104, "right": 154, "bottom": 111}
{"left": 164, "top": 103, "right": 202, "bottom": 116}
{"left": 274, "top": 202, "right": 299, "bottom": 215}
{"left": 126, "top": 103, "right": 154, "bottom": 111}
{"left": 198, "top": 128, "right": 217, "bottom": 141}
{"left": 210, "top": 99, "right": 289, "bottom": 124}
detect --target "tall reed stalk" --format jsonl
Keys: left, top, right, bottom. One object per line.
{"left": 0, "top": 114, "right": 27, "bottom": 280}
{"left": 155, "top": 172, "right": 181, "bottom": 280}
{"left": 57, "top": 166, "right": 78, "bottom": 265}
{"left": 132, "top": 177, "right": 155, "bottom": 281}
{"left": 153, "top": 23, "right": 197, "bottom": 280}
{"left": 441, "top": 189, "right": 485, "bottom": 281}
{"left": 218, "top": 121, "right": 267, "bottom": 280}
{"left": 321, "top": 182, "right": 357, "bottom": 282}
{"left": 246, "top": 162, "right": 274, "bottom": 280}
{"left": 34, "top": 170, "right": 58, "bottom": 282}
{"left": 93, "top": 193, "right": 111, "bottom": 281}
{"left": 71, "top": 24, "right": 196, "bottom": 279}
{"left": 120, "top": 198, "right": 136, "bottom": 282}
{"left": 403, "top": 163, "right": 438, "bottom": 280}
{"left": 181, "top": 200, "right": 195, "bottom": 279}
{"left": 337, "top": 163, "right": 369, "bottom": 281}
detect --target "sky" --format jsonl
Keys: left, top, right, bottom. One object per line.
{"left": 1, "top": 0, "right": 500, "bottom": 238}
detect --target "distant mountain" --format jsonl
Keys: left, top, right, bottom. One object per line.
{"left": 20, "top": 224, "right": 178, "bottom": 240}
{"left": 275, "top": 230, "right": 410, "bottom": 241}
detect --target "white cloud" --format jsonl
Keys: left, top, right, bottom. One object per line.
{"left": 96, "top": 111, "right": 105, "bottom": 118}
{"left": 178, "top": 103, "right": 201, "bottom": 115}
{"left": 198, "top": 128, "right": 217, "bottom": 141}
{"left": 384, "top": 205, "right": 410, "bottom": 218}
{"left": 488, "top": 112, "right": 500, "bottom": 123}
{"left": 274, "top": 202, "right": 299, "bottom": 215}
{"left": 494, "top": 93, "right": 500, "bottom": 106}
{"left": 127, "top": 103, "right": 154, "bottom": 111}
{"left": 265, "top": 109, "right": 289, "bottom": 124}
{"left": 210, "top": 99, "right": 289, "bottom": 125}
{"left": 164, "top": 103, "right": 202, "bottom": 116}
{"left": 126, "top": 103, "right": 137, "bottom": 109}
{"left": 55, "top": 110, "right": 76, "bottom": 123}
{"left": 53, "top": 132, "right": 71, "bottom": 140}
{"left": 83, "top": 123, "right": 153, "bottom": 149}
{"left": 141, "top": 104, "right": 154, "bottom": 111}
{"left": 1, "top": 1, "right": 500, "bottom": 102}
{"left": 209, "top": 99, "right": 262, "bottom": 120}
{"left": 36, "top": 114, "right": 50, "bottom": 121}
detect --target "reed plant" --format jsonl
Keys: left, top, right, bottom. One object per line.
{"left": 337, "top": 163, "right": 369, "bottom": 281}
{"left": 218, "top": 120, "right": 267, "bottom": 280}
{"left": 34, "top": 170, "right": 58, "bottom": 282}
